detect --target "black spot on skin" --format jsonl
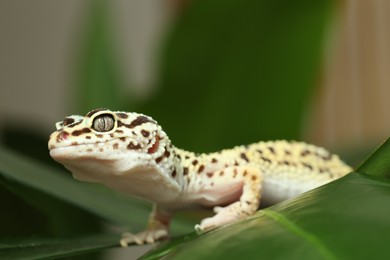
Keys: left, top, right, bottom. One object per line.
{"left": 256, "top": 149, "right": 263, "bottom": 154}
{"left": 119, "top": 137, "right": 126, "bottom": 142}
{"left": 96, "top": 134, "right": 103, "bottom": 138}
{"left": 141, "top": 130, "right": 150, "bottom": 137}
{"left": 185, "top": 155, "right": 190, "bottom": 159}
{"left": 183, "top": 167, "right": 189, "bottom": 175}
{"left": 127, "top": 142, "right": 141, "bottom": 150}
{"left": 251, "top": 175, "right": 257, "bottom": 181}
{"left": 117, "top": 113, "right": 129, "bottom": 119}
{"left": 71, "top": 142, "right": 78, "bottom": 145}
{"left": 63, "top": 117, "right": 75, "bottom": 126}
{"left": 240, "top": 153, "right": 249, "bottom": 162}
{"left": 261, "top": 156, "right": 271, "bottom": 163}
{"left": 116, "top": 129, "right": 124, "bottom": 134}
{"left": 302, "top": 162, "right": 313, "bottom": 170}
{"left": 219, "top": 171, "right": 224, "bottom": 176}
{"left": 128, "top": 116, "right": 155, "bottom": 128}
{"left": 285, "top": 150, "right": 291, "bottom": 156}
{"left": 234, "top": 161, "right": 239, "bottom": 166}
{"left": 171, "top": 169, "right": 177, "bottom": 178}
{"left": 192, "top": 160, "right": 198, "bottom": 166}
{"left": 268, "top": 147, "right": 275, "bottom": 154}
{"left": 245, "top": 201, "right": 252, "bottom": 205}
{"left": 207, "top": 172, "right": 213, "bottom": 178}
{"left": 301, "top": 150, "right": 311, "bottom": 157}
{"left": 155, "top": 156, "right": 163, "bottom": 163}
{"left": 99, "top": 148, "right": 104, "bottom": 152}
{"left": 164, "top": 150, "right": 170, "bottom": 157}
{"left": 86, "top": 136, "right": 91, "bottom": 139}
{"left": 86, "top": 108, "right": 107, "bottom": 118}
{"left": 113, "top": 143, "right": 119, "bottom": 149}
{"left": 109, "top": 133, "right": 115, "bottom": 138}
{"left": 72, "top": 128, "right": 91, "bottom": 136}
{"left": 117, "top": 121, "right": 125, "bottom": 127}
{"left": 198, "top": 165, "right": 205, "bottom": 173}
{"left": 211, "top": 158, "right": 218, "bottom": 163}
{"left": 243, "top": 170, "right": 248, "bottom": 177}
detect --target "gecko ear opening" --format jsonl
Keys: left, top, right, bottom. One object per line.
{"left": 148, "top": 136, "right": 160, "bottom": 154}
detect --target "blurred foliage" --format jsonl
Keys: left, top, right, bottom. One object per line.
{"left": 74, "top": 0, "right": 124, "bottom": 113}
{"left": 2, "top": 0, "right": 387, "bottom": 259}
{"left": 139, "top": 0, "right": 333, "bottom": 153}
{"left": 143, "top": 172, "right": 390, "bottom": 260}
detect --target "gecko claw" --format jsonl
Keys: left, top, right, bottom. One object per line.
{"left": 194, "top": 224, "right": 203, "bottom": 233}
{"left": 120, "top": 229, "right": 169, "bottom": 247}
{"left": 213, "top": 206, "right": 224, "bottom": 213}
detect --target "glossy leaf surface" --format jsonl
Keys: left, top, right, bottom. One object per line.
{"left": 142, "top": 173, "right": 390, "bottom": 260}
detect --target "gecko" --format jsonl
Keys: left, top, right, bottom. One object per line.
{"left": 48, "top": 108, "right": 352, "bottom": 246}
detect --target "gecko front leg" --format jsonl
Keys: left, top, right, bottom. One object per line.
{"left": 195, "top": 166, "right": 262, "bottom": 232}
{"left": 120, "top": 204, "right": 171, "bottom": 246}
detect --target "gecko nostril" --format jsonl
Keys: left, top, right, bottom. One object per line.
{"left": 56, "top": 131, "right": 70, "bottom": 143}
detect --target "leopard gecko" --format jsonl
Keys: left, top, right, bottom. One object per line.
{"left": 48, "top": 108, "right": 352, "bottom": 245}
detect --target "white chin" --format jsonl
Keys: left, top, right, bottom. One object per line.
{"left": 49, "top": 146, "right": 86, "bottom": 161}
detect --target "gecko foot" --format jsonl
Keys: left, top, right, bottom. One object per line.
{"left": 195, "top": 201, "right": 257, "bottom": 233}
{"left": 195, "top": 210, "right": 240, "bottom": 233}
{"left": 120, "top": 229, "right": 168, "bottom": 247}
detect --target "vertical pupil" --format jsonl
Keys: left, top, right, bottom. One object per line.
{"left": 93, "top": 115, "right": 114, "bottom": 132}
{"left": 99, "top": 118, "right": 105, "bottom": 130}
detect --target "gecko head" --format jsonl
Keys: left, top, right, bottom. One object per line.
{"left": 48, "top": 108, "right": 171, "bottom": 179}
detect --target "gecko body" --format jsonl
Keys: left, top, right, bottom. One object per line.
{"left": 48, "top": 108, "right": 352, "bottom": 245}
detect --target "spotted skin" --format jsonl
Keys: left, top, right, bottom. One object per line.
{"left": 48, "top": 108, "right": 352, "bottom": 245}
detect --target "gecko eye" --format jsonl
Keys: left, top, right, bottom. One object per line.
{"left": 92, "top": 114, "right": 115, "bottom": 132}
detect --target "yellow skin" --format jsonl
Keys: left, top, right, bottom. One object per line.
{"left": 48, "top": 108, "right": 352, "bottom": 245}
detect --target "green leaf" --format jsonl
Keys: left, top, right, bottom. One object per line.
{"left": 142, "top": 173, "right": 390, "bottom": 259}
{"left": 0, "top": 176, "right": 101, "bottom": 237}
{"left": 0, "top": 234, "right": 119, "bottom": 260}
{"left": 0, "top": 147, "right": 193, "bottom": 234}
{"left": 357, "top": 137, "right": 390, "bottom": 178}
{"left": 140, "top": 0, "right": 334, "bottom": 152}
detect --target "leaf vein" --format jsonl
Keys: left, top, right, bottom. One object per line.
{"left": 263, "top": 209, "right": 337, "bottom": 260}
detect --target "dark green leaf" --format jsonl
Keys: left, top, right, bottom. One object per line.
{"left": 0, "top": 176, "right": 100, "bottom": 237}
{"left": 357, "top": 137, "right": 390, "bottom": 178}
{"left": 142, "top": 173, "right": 390, "bottom": 259}
{"left": 0, "top": 234, "right": 119, "bottom": 260}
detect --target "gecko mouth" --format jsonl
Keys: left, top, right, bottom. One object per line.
{"left": 49, "top": 138, "right": 120, "bottom": 160}
{"left": 49, "top": 136, "right": 159, "bottom": 159}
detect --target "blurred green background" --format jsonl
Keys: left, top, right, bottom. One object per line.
{"left": 1, "top": 0, "right": 390, "bottom": 259}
